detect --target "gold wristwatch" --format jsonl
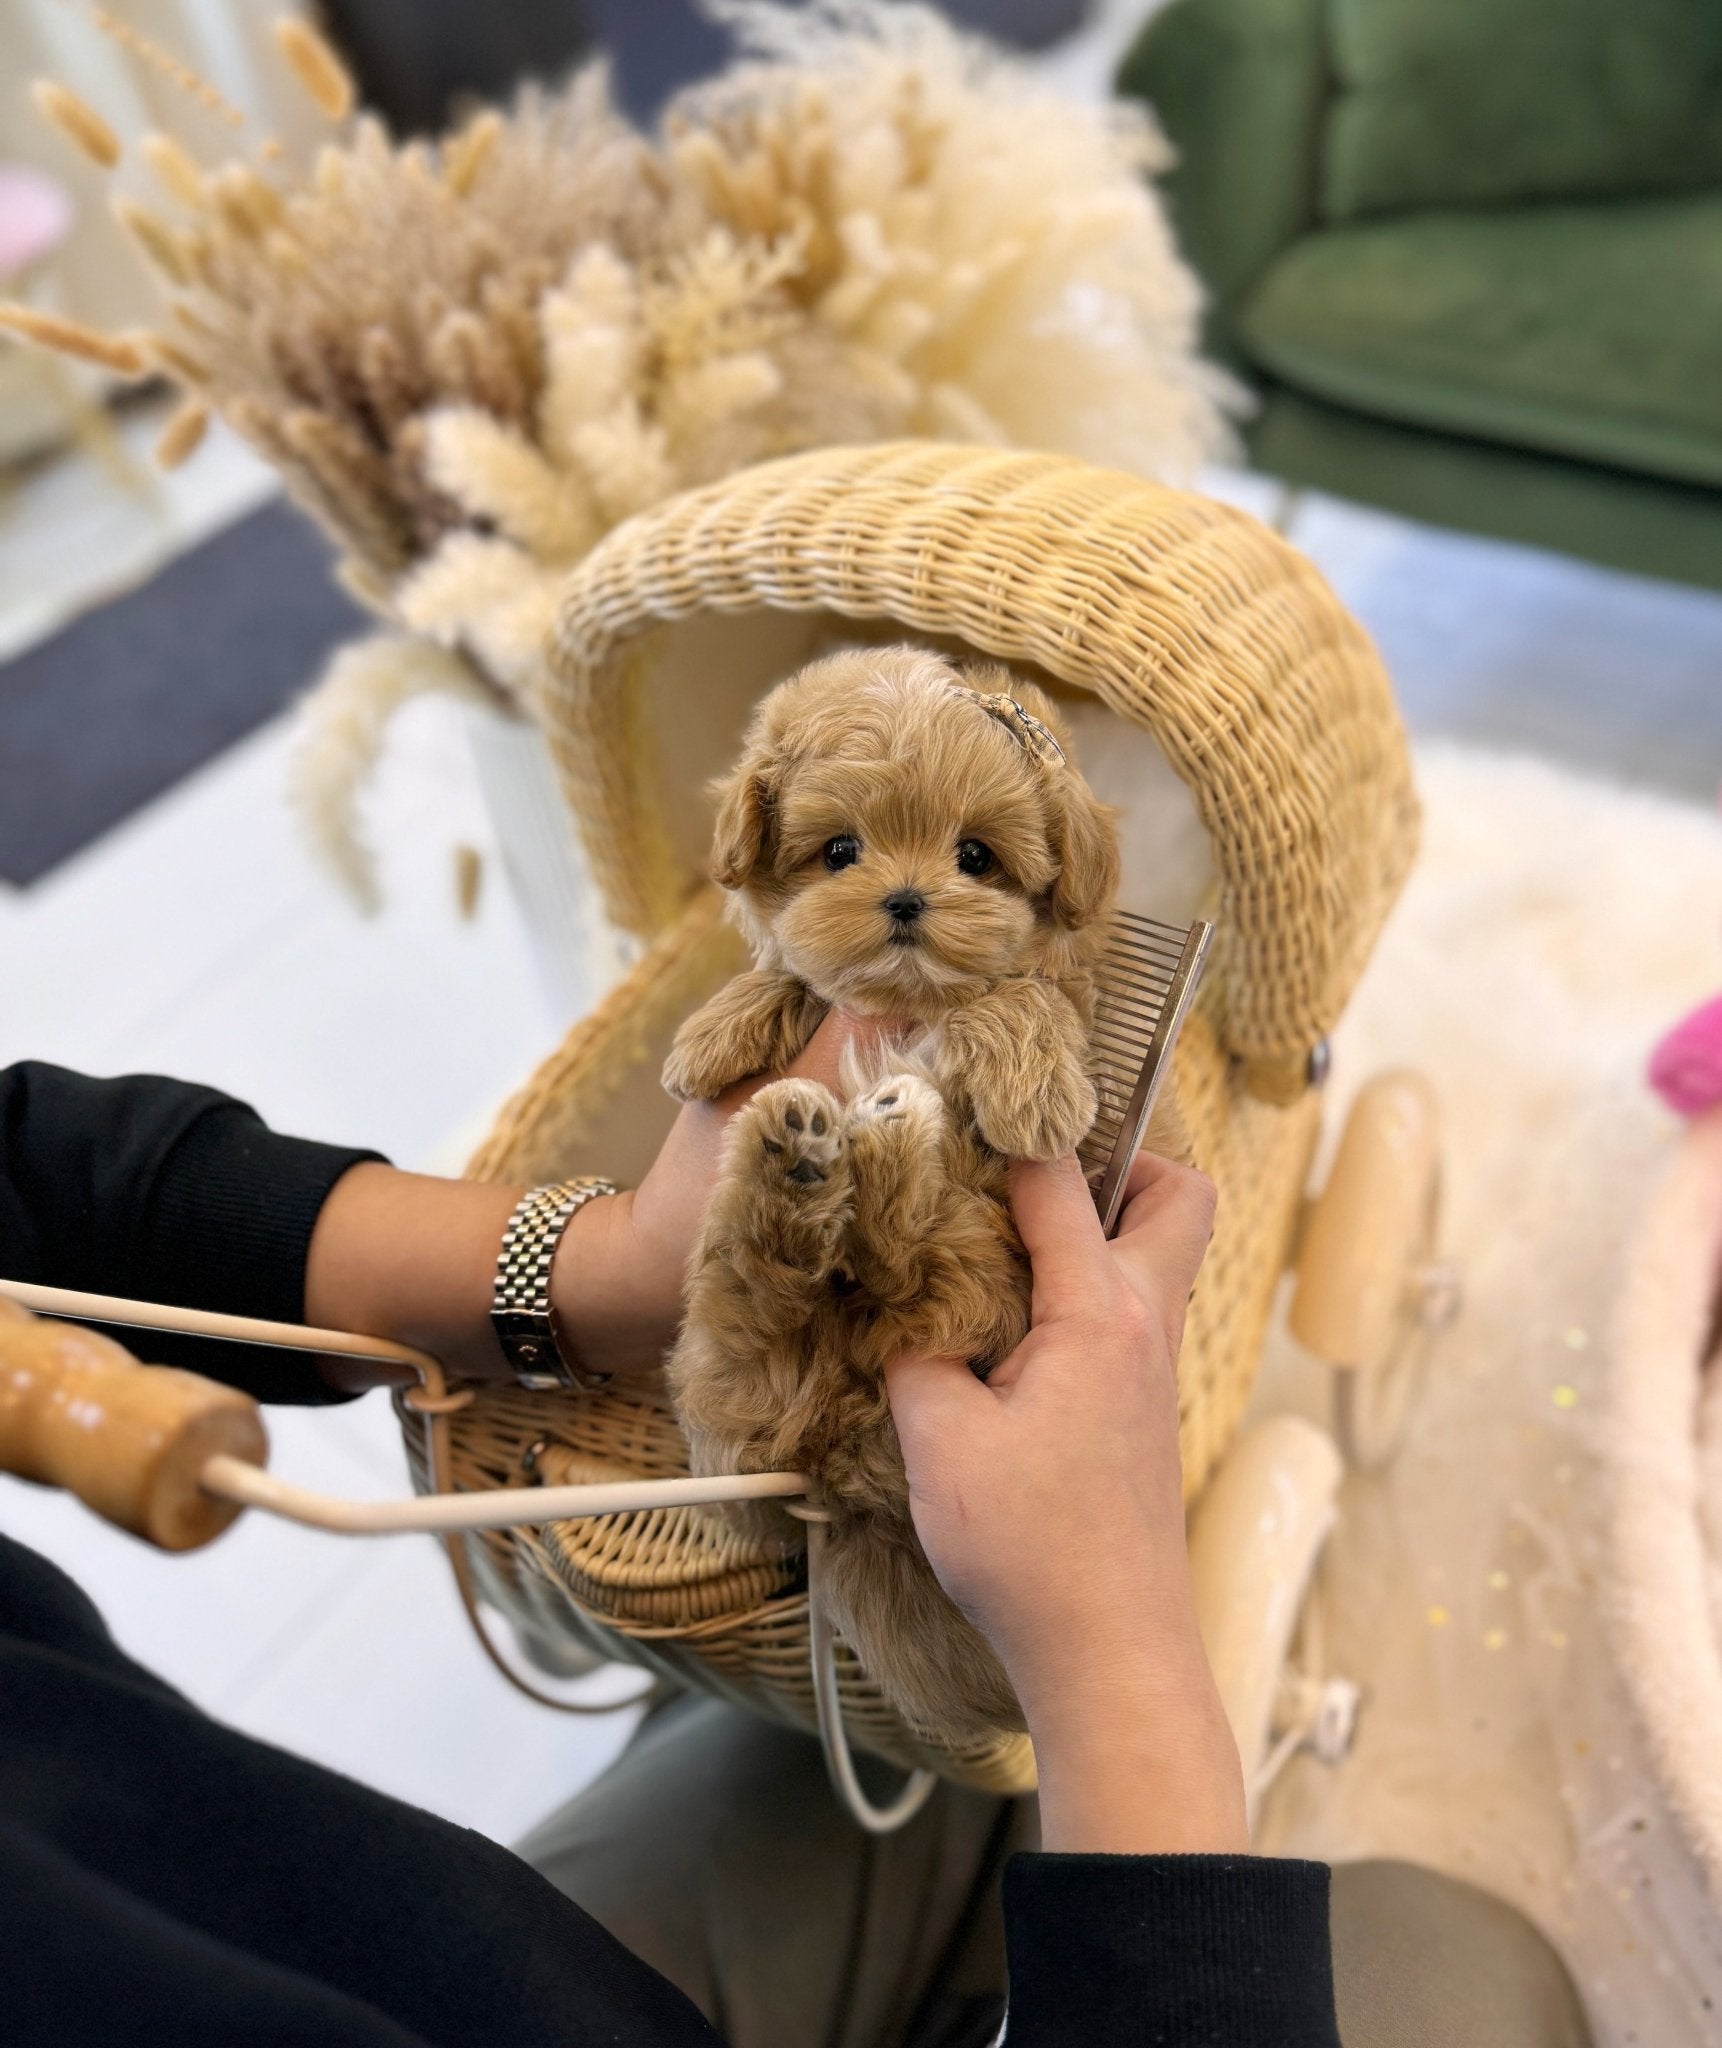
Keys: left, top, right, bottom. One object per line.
{"left": 489, "top": 1178, "right": 617, "bottom": 1392}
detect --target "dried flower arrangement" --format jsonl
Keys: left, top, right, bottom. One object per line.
{"left": 5, "top": 2, "right": 1238, "bottom": 908}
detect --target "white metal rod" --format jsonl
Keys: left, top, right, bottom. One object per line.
{"left": 806, "top": 1517, "right": 938, "bottom": 1833}
{"left": 0, "top": 1280, "right": 438, "bottom": 1374}
{"left": 199, "top": 1455, "right": 809, "bottom": 1534}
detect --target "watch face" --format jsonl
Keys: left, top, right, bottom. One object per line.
{"left": 491, "top": 1305, "right": 569, "bottom": 1389}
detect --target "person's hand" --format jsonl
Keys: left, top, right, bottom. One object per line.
{"left": 550, "top": 1009, "right": 902, "bottom": 1374}
{"left": 884, "top": 1149, "right": 1249, "bottom": 1854}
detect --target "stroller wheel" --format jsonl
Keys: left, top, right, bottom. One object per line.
{"left": 1187, "top": 1415, "right": 1344, "bottom": 1830}
{"left": 1289, "top": 1070, "right": 1456, "bottom": 1469}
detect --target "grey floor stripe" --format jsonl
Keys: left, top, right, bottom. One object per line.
{"left": 0, "top": 500, "right": 363, "bottom": 888}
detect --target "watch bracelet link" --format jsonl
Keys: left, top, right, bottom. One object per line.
{"left": 490, "top": 1177, "right": 618, "bottom": 1392}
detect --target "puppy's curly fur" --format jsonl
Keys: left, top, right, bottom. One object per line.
{"left": 666, "top": 647, "right": 1158, "bottom": 1743}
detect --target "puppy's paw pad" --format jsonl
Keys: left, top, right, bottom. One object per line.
{"left": 751, "top": 1079, "right": 845, "bottom": 1186}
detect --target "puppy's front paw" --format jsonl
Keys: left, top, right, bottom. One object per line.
{"left": 849, "top": 1071, "right": 944, "bottom": 1138}
{"left": 703, "top": 1079, "right": 852, "bottom": 1291}
{"left": 842, "top": 1072, "right": 949, "bottom": 1293}
{"left": 749, "top": 1078, "right": 845, "bottom": 1189}
{"left": 663, "top": 975, "right": 825, "bottom": 1102}
{"left": 972, "top": 1064, "right": 1096, "bottom": 1161}
{"left": 663, "top": 1017, "right": 742, "bottom": 1103}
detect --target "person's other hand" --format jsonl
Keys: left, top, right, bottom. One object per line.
{"left": 884, "top": 1149, "right": 1248, "bottom": 1854}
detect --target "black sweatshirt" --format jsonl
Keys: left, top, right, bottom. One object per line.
{"left": 0, "top": 1061, "right": 1341, "bottom": 2046}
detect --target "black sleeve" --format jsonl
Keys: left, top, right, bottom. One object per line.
{"left": 0, "top": 1062, "right": 384, "bottom": 1403}
{"left": 1002, "top": 1851, "right": 1340, "bottom": 2045}
{"left": 0, "top": 1533, "right": 722, "bottom": 2048}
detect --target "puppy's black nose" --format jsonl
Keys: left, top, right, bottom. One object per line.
{"left": 883, "top": 889, "right": 925, "bottom": 925}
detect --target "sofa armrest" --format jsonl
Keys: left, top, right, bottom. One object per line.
{"left": 1117, "top": 0, "right": 1329, "bottom": 368}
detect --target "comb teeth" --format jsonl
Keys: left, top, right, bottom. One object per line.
{"left": 1079, "top": 912, "right": 1214, "bottom": 1235}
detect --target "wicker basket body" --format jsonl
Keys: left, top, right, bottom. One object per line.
{"left": 426, "top": 444, "right": 1415, "bottom": 1791}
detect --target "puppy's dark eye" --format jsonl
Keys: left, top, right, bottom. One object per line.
{"left": 823, "top": 835, "right": 861, "bottom": 872}
{"left": 956, "top": 839, "right": 995, "bottom": 877}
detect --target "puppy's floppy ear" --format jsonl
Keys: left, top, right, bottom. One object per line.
{"left": 708, "top": 748, "right": 777, "bottom": 890}
{"left": 1046, "top": 772, "right": 1120, "bottom": 932}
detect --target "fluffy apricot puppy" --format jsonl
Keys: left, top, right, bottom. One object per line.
{"left": 666, "top": 646, "right": 1129, "bottom": 1743}
{"left": 664, "top": 646, "right": 1118, "bottom": 1153}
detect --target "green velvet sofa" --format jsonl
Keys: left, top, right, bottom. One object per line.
{"left": 1119, "top": 0, "right": 1722, "bottom": 591}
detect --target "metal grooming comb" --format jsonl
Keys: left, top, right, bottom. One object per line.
{"left": 1079, "top": 913, "right": 1215, "bottom": 1236}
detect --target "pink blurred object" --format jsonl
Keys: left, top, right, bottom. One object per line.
{"left": 1651, "top": 994, "right": 1722, "bottom": 1117}
{"left": 0, "top": 164, "right": 74, "bottom": 284}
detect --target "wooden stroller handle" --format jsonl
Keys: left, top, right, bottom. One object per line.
{"left": 0, "top": 1296, "right": 267, "bottom": 1551}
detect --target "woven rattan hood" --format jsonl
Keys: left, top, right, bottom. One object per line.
{"left": 539, "top": 441, "right": 1416, "bottom": 1107}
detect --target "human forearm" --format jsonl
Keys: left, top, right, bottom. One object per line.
{"left": 1025, "top": 1649, "right": 1248, "bottom": 1855}
{"left": 1007, "top": 1563, "right": 1248, "bottom": 1854}
{"left": 302, "top": 1169, "right": 679, "bottom": 1391}
{"left": 304, "top": 1164, "right": 521, "bottom": 1388}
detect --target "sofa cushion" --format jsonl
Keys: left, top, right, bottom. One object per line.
{"left": 1237, "top": 196, "right": 1722, "bottom": 492}
{"left": 1248, "top": 388, "right": 1722, "bottom": 595}
{"left": 1322, "top": 0, "right": 1722, "bottom": 221}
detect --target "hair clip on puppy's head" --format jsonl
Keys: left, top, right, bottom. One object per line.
{"left": 962, "top": 688, "right": 1067, "bottom": 767}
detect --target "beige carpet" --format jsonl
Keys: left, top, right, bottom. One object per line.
{"left": 1250, "top": 743, "right": 1722, "bottom": 2045}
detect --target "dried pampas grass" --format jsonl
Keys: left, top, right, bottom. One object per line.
{"left": 288, "top": 634, "right": 497, "bottom": 910}
{"left": 9, "top": 2, "right": 1237, "bottom": 905}
{"left": 679, "top": 0, "right": 1238, "bottom": 478}
{"left": 153, "top": 397, "right": 209, "bottom": 469}
{"left": 31, "top": 80, "right": 121, "bottom": 167}
{"left": 141, "top": 131, "right": 207, "bottom": 208}
{"left": 0, "top": 304, "right": 147, "bottom": 375}
{"left": 272, "top": 18, "right": 356, "bottom": 122}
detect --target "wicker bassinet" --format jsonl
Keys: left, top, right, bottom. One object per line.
{"left": 406, "top": 443, "right": 1418, "bottom": 1793}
